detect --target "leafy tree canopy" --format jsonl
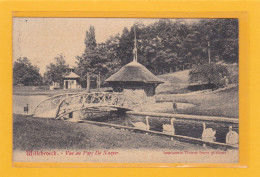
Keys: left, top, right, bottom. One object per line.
{"left": 105, "top": 19, "right": 238, "bottom": 74}
{"left": 13, "top": 57, "right": 42, "bottom": 86}
{"left": 43, "top": 54, "right": 69, "bottom": 86}
{"left": 76, "top": 26, "right": 121, "bottom": 87}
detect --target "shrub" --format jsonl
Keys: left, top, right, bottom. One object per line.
{"left": 189, "top": 63, "right": 230, "bottom": 90}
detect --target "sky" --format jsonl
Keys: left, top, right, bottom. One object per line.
{"left": 13, "top": 18, "right": 198, "bottom": 75}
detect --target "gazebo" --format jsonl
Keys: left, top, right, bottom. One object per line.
{"left": 63, "top": 69, "right": 81, "bottom": 89}
{"left": 105, "top": 28, "right": 163, "bottom": 96}
{"left": 105, "top": 61, "right": 163, "bottom": 96}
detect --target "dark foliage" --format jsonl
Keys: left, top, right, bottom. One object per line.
{"left": 43, "top": 54, "right": 69, "bottom": 86}
{"left": 189, "top": 63, "right": 230, "bottom": 89}
{"left": 76, "top": 19, "right": 238, "bottom": 87}
{"left": 13, "top": 57, "right": 42, "bottom": 86}
{"left": 76, "top": 26, "right": 121, "bottom": 87}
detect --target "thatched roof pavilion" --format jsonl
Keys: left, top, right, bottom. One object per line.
{"left": 106, "top": 61, "right": 163, "bottom": 84}
{"left": 105, "top": 60, "right": 163, "bottom": 96}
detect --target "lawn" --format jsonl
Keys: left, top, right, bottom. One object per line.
{"left": 155, "top": 86, "right": 239, "bottom": 118}
{"left": 156, "top": 70, "right": 191, "bottom": 94}
{"left": 13, "top": 114, "right": 203, "bottom": 150}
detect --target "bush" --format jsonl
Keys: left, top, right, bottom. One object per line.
{"left": 228, "top": 74, "right": 239, "bottom": 85}
{"left": 189, "top": 63, "right": 230, "bottom": 90}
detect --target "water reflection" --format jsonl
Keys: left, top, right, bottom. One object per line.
{"left": 13, "top": 95, "right": 49, "bottom": 114}
{"left": 85, "top": 111, "right": 238, "bottom": 144}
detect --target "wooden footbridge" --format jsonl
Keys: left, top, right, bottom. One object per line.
{"left": 33, "top": 92, "right": 133, "bottom": 119}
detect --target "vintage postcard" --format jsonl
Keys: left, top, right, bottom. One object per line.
{"left": 12, "top": 17, "right": 239, "bottom": 164}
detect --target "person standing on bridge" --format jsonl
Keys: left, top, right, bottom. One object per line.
{"left": 172, "top": 101, "right": 177, "bottom": 114}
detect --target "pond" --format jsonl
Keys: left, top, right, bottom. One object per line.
{"left": 13, "top": 95, "right": 49, "bottom": 114}
{"left": 79, "top": 111, "right": 239, "bottom": 144}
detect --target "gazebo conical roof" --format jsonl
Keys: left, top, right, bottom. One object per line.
{"left": 105, "top": 61, "right": 164, "bottom": 84}
{"left": 63, "top": 72, "right": 80, "bottom": 79}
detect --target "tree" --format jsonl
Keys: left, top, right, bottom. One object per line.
{"left": 13, "top": 57, "right": 42, "bottom": 86}
{"left": 118, "top": 27, "right": 134, "bottom": 65}
{"left": 181, "top": 30, "right": 208, "bottom": 65}
{"left": 43, "top": 54, "right": 68, "bottom": 86}
{"left": 76, "top": 26, "right": 99, "bottom": 87}
{"left": 199, "top": 19, "right": 239, "bottom": 63}
{"left": 104, "top": 34, "right": 121, "bottom": 78}
{"left": 76, "top": 26, "right": 113, "bottom": 88}
{"left": 84, "top": 25, "right": 97, "bottom": 52}
{"left": 189, "top": 63, "right": 229, "bottom": 90}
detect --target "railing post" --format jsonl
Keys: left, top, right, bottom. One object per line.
{"left": 97, "top": 72, "right": 101, "bottom": 92}
{"left": 86, "top": 72, "right": 90, "bottom": 93}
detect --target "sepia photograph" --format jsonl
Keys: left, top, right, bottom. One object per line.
{"left": 12, "top": 17, "right": 239, "bottom": 163}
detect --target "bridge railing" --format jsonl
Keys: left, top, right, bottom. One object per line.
{"left": 33, "top": 91, "right": 128, "bottom": 119}
{"left": 55, "top": 92, "right": 127, "bottom": 119}
{"left": 33, "top": 92, "right": 83, "bottom": 118}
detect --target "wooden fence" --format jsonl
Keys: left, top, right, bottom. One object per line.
{"left": 153, "top": 63, "right": 193, "bottom": 75}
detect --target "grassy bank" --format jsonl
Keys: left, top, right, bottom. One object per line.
{"left": 156, "top": 86, "right": 239, "bottom": 118}
{"left": 157, "top": 70, "right": 191, "bottom": 94}
{"left": 13, "top": 114, "right": 204, "bottom": 151}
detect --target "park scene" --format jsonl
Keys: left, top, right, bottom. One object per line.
{"left": 13, "top": 18, "right": 239, "bottom": 163}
